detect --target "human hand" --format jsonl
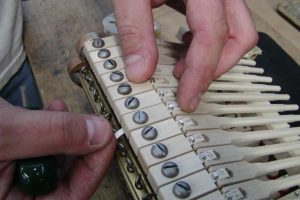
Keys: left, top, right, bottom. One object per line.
{"left": 0, "top": 98, "right": 115, "bottom": 199}
{"left": 112, "top": 0, "right": 258, "bottom": 112}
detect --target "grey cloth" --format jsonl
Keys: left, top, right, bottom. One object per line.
{"left": 0, "top": 0, "right": 26, "bottom": 90}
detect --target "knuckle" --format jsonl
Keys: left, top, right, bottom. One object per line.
{"left": 51, "top": 113, "right": 88, "bottom": 150}
{"left": 117, "top": 24, "right": 155, "bottom": 55}
{"left": 186, "top": 67, "right": 213, "bottom": 92}
{"left": 118, "top": 24, "right": 141, "bottom": 38}
{"left": 240, "top": 29, "right": 259, "bottom": 49}
{"left": 193, "top": 22, "right": 229, "bottom": 48}
{"left": 216, "top": 20, "right": 229, "bottom": 40}
{"left": 117, "top": 24, "right": 144, "bottom": 49}
{"left": 203, "top": 18, "right": 229, "bottom": 42}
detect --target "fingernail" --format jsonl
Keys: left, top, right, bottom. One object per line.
{"left": 190, "top": 93, "right": 202, "bottom": 111}
{"left": 86, "top": 117, "right": 110, "bottom": 146}
{"left": 125, "top": 54, "right": 145, "bottom": 79}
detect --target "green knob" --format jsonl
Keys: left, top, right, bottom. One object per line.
{"left": 17, "top": 156, "right": 57, "bottom": 195}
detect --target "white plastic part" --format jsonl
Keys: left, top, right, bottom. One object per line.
{"left": 102, "top": 13, "right": 161, "bottom": 36}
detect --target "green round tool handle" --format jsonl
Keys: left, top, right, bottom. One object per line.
{"left": 17, "top": 156, "right": 57, "bottom": 195}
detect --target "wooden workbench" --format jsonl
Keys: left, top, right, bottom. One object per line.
{"left": 22, "top": 0, "right": 299, "bottom": 199}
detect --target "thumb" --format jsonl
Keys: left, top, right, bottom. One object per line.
{"left": 0, "top": 99, "right": 113, "bottom": 161}
{"left": 112, "top": 0, "right": 158, "bottom": 82}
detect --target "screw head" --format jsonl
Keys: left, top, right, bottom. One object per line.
{"left": 98, "top": 49, "right": 111, "bottom": 59}
{"left": 92, "top": 38, "right": 105, "bottom": 48}
{"left": 132, "top": 111, "right": 148, "bottom": 124}
{"left": 151, "top": 143, "right": 168, "bottom": 158}
{"left": 124, "top": 96, "right": 140, "bottom": 110}
{"left": 161, "top": 161, "right": 179, "bottom": 178}
{"left": 103, "top": 59, "right": 117, "bottom": 70}
{"left": 117, "top": 83, "right": 132, "bottom": 95}
{"left": 172, "top": 181, "right": 191, "bottom": 199}
{"left": 141, "top": 126, "right": 158, "bottom": 140}
{"left": 110, "top": 71, "right": 124, "bottom": 82}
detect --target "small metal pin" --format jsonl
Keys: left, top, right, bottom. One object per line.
{"left": 80, "top": 67, "right": 87, "bottom": 75}
{"left": 92, "top": 38, "right": 105, "bottom": 48}
{"left": 126, "top": 158, "right": 135, "bottom": 173}
{"left": 84, "top": 75, "right": 93, "bottom": 85}
{"left": 151, "top": 143, "right": 168, "bottom": 158}
{"left": 167, "top": 104, "right": 175, "bottom": 111}
{"left": 224, "top": 193, "right": 232, "bottom": 200}
{"left": 117, "top": 143, "right": 127, "bottom": 157}
{"left": 117, "top": 83, "right": 132, "bottom": 95}
{"left": 135, "top": 174, "right": 144, "bottom": 190}
{"left": 187, "top": 135, "right": 196, "bottom": 146}
{"left": 186, "top": 132, "right": 207, "bottom": 144}
{"left": 110, "top": 71, "right": 124, "bottom": 82}
{"left": 103, "top": 59, "right": 117, "bottom": 70}
{"left": 210, "top": 172, "right": 219, "bottom": 181}
{"left": 132, "top": 111, "right": 148, "bottom": 124}
{"left": 198, "top": 150, "right": 218, "bottom": 162}
{"left": 89, "top": 84, "right": 95, "bottom": 92}
{"left": 161, "top": 161, "right": 179, "bottom": 178}
{"left": 223, "top": 188, "right": 245, "bottom": 200}
{"left": 124, "top": 96, "right": 140, "bottom": 110}
{"left": 177, "top": 119, "right": 184, "bottom": 127}
{"left": 209, "top": 168, "right": 231, "bottom": 182}
{"left": 141, "top": 193, "right": 153, "bottom": 200}
{"left": 295, "top": 189, "right": 300, "bottom": 196}
{"left": 158, "top": 90, "right": 164, "bottom": 98}
{"left": 141, "top": 126, "right": 158, "bottom": 140}
{"left": 127, "top": 165, "right": 135, "bottom": 173}
{"left": 98, "top": 49, "right": 111, "bottom": 59}
{"left": 172, "top": 181, "right": 191, "bottom": 199}
{"left": 125, "top": 157, "right": 133, "bottom": 166}
{"left": 93, "top": 89, "right": 100, "bottom": 103}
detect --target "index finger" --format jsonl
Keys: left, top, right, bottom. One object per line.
{"left": 176, "top": 0, "right": 229, "bottom": 112}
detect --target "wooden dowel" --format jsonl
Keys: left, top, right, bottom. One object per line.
{"left": 217, "top": 73, "right": 272, "bottom": 83}
{"left": 232, "top": 127, "right": 300, "bottom": 145}
{"left": 210, "top": 157, "right": 300, "bottom": 187}
{"left": 209, "top": 104, "right": 298, "bottom": 115}
{"left": 238, "top": 59, "right": 256, "bottom": 66}
{"left": 260, "top": 156, "right": 300, "bottom": 176}
{"left": 177, "top": 114, "right": 300, "bottom": 131}
{"left": 230, "top": 65, "right": 264, "bottom": 74}
{"left": 271, "top": 174, "right": 300, "bottom": 195}
{"left": 202, "top": 92, "right": 290, "bottom": 102}
{"left": 246, "top": 141, "right": 300, "bottom": 160}
{"left": 171, "top": 102, "right": 298, "bottom": 116}
{"left": 190, "top": 127, "right": 300, "bottom": 148}
{"left": 208, "top": 82, "right": 281, "bottom": 92}
{"left": 223, "top": 114, "right": 300, "bottom": 129}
